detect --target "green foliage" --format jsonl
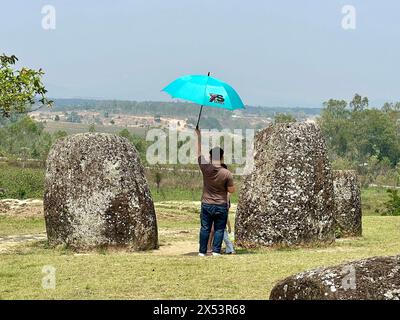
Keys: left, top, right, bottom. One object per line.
{"left": 318, "top": 94, "right": 400, "bottom": 168}
{"left": 274, "top": 113, "right": 296, "bottom": 124}
{"left": 53, "top": 130, "right": 68, "bottom": 141}
{"left": 384, "top": 189, "right": 400, "bottom": 216}
{"left": 88, "top": 124, "right": 96, "bottom": 132}
{"left": 350, "top": 93, "right": 369, "bottom": 111}
{"left": 0, "top": 116, "right": 53, "bottom": 162}
{"left": 0, "top": 164, "right": 44, "bottom": 199}
{"left": 331, "top": 157, "right": 356, "bottom": 170}
{"left": 118, "top": 129, "right": 147, "bottom": 161}
{"left": 352, "top": 110, "right": 400, "bottom": 165}
{"left": 0, "top": 54, "right": 52, "bottom": 117}
{"left": 317, "top": 99, "right": 351, "bottom": 158}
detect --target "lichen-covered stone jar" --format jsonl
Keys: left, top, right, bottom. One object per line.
{"left": 235, "top": 122, "right": 335, "bottom": 247}
{"left": 44, "top": 133, "right": 158, "bottom": 250}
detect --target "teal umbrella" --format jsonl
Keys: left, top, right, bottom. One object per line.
{"left": 162, "top": 72, "right": 244, "bottom": 128}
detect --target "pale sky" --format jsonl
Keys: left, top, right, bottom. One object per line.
{"left": 1, "top": 0, "right": 400, "bottom": 107}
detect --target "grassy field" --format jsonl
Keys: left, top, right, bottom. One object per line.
{"left": 0, "top": 216, "right": 45, "bottom": 236}
{"left": 0, "top": 200, "right": 399, "bottom": 300}
{"left": 0, "top": 163, "right": 243, "bottom": 202}
{"left": 360, "top": 187, "right": 392, "bottom": 215}
{"left": 0, "top": 163, "right": 388, "bottom": 208}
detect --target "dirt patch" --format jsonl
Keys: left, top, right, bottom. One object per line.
{"left": 0, "top": 230, "right": 199, "bottom": 256}
{"left": 0, "top": 200, "right": 202, "bottom": 256}
{"left": 153, "top": 241, "right": 198, "bottom": 256}
{"left": 0, "top": 199, "right": 43, "bottom": 217}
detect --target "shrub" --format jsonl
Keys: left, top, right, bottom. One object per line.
{"left": 0, "top": 164, "right": 45, "bottom": 199}
{"left": 383, "top": 189, "right": 400, "bottom": 216}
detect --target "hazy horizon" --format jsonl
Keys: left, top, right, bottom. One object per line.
{"left": 2, "top": 1, "right": 400, "bottom": 108}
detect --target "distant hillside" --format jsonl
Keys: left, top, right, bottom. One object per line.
{"left": 50, "top": 98, "right": 321, "bottom": 119}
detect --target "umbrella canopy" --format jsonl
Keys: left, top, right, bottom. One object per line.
{"left": 162, "top": 73, "right": 244, "bottom": 128}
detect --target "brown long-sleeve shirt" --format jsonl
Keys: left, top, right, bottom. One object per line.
{"left": 198, "top": 156, "right": 234, "bottom": 205}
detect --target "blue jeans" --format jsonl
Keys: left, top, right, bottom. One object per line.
{"left": 199, "top": 203, "right": 228, "bottom": 254}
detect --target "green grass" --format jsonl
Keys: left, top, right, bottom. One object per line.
{"left": 1, "top": 200, "right": 399, "bottom": 300}
{"left": 0, "top": 161, "right": 388, "bottom": 210}
{"left": 0, "top": 163, "right": 240, "bottom": 202}
{"left": 151, "top": 188, "right": 202, "bottom": 202}
{"left": 0, "top": 216, "right": 45, "bottom": 236}
{"left": 361, "top": 187, "right": 391, "bottom": 216}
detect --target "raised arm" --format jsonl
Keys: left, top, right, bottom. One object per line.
{"left": 195, "top": 127, "right": 201, "bottom": 158}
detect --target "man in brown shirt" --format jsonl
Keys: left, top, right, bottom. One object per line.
{"left": 195, "top": 127, "right": 235, "bottom": 256}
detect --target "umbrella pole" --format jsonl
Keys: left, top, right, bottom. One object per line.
{"left": 196, "top": 72, "right": 210, "bottom": 129}
{"left": 196, "top": 105, "right": 203, "bottom": 129}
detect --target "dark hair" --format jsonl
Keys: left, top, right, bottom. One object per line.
{"left": 209, "top": 147, "right": 224, "bottom": 161}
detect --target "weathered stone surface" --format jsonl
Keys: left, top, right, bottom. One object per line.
{"left": 332, "top": 170, "right": 362, "bottom": 237}
{"left": 270, "top": 255, "right": 400, "bottom": 300}
{"left": 44, "top": 133, "right": 158, "bottom": 250}
{"left": 235, "top": 122, "right": 335, "bottom": 247}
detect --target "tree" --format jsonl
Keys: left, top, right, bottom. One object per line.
{"left": 118, "top": 128, "right": 147, "bottom": 160}
{"left": 274, "top": 113, "right": 296, "bottom": 124}
{"left": 0, "top": 54, "right": 52, "bottom": 117}
{"left": 54, "top": 115, "right": 60, "bottom": 121}
{"left": 318, "top": 99, "right": 350, "bottom": 157}
{"left": 382, "top": 102, "right": 394, "bottom": 112}
{"left": 384, "top": 189, "right": 400, "bottom": 216}
{"left": 0, "top": 116, "right": 52, "bottom": 161}
{"left": 319, "top": 95, "right": 400, "bottom": 172}
{"left": 350, "top": 93, "right": 368, "bottom": 112}
{"left": 351, "top": 110, "right": 400, "bottom": 165}
{"left": 88, "top": 124, "right": 96, "bottom": 132}
{"left": 66, "top": 111, "right": 81, "bottom": 123}
{"left": 53, "top": 130, "right": 67, "bottom": 140}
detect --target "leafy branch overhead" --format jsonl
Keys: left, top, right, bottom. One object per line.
{"left": 0, "top": 54, "right": 53, "bottom": 117}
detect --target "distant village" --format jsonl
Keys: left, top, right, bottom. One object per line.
{"left": 28, "top": 109, "right": 280, "bottom": 131}
{"left": 29, "top": 110, "right": 189, "bottom": 130}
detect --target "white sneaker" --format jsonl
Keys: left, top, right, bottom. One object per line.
{"left": 198, "top": 253, "right": 206, "bottom": 257}
{"left": 212, "top": 252, "right": 221, "bottom": 256}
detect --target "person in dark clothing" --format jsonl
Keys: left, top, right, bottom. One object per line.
{"left": 195, "top": 127, "right": 235, "bottom": 256}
